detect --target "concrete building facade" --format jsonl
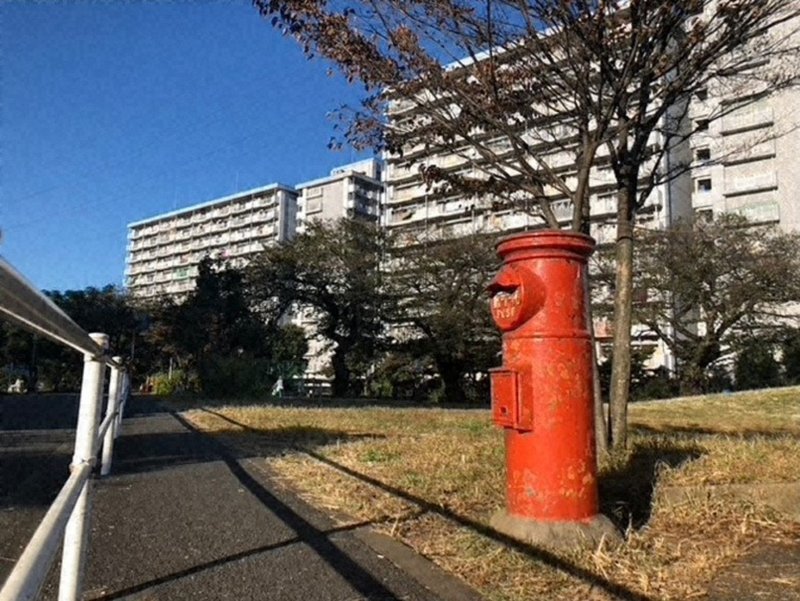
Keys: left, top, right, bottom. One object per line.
{"left": 381, "top": 107, "right": 693, "bottom": 367}
{"left": 296, "top": 158, "right": 383, "bottom": 233}
{"left": 688, "top": 88, "right": 800, "bottom": 230}
{"left": 125, "top": 183, "right": 297, "bottom": 300}
{"left": 125, "top": 159, "right": 385, "bottom": 391}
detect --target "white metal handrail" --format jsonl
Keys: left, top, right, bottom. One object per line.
{"left": 0, "top": 464, "right": 91, "bottom": 601}
{"left": 0, "top": 257, "right": 121, "bottom": 368}
{"left": 0, "top": 255, "right": 130, "bottom": 601}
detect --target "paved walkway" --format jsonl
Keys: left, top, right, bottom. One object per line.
{"left": 1, "top": 395, "right": 482, "bottom": 601}
{"left": 6, "top": 395, "right": 797, "bottom": 600}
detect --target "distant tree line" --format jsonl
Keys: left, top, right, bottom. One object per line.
{"left": 3, "top": 215, "right": 800, "bottom": 401}
{"left": 249, "top": 219, "right": 500, "bottom": 403}
{"left": 0, "top": 286, "right": 140, "bottom": 393}
{"left": 0, "top": 219, "right": 500, "bottom": 402}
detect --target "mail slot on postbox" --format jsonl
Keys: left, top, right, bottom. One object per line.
{"left": 487, "top": 263, "right": 544, "bottom": 431}
{"left": 487, "top": 263, "right": 543, "bottom": 333}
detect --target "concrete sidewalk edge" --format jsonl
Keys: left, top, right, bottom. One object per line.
{"left": 240, "top": 457, "right": 485, "bottom": 601}
{"left": 353, "top": 527, "right": 485, "bottom": 601}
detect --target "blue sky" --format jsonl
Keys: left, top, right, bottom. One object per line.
{"left": 0, "top": 1, "right": 370, "bottom": 291}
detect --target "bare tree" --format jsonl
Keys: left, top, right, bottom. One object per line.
{"left": 257, "top": 0, "right": 800, "bottom": 448}
{"left": 634, "top": 214, "right": 800, "bottom": 392}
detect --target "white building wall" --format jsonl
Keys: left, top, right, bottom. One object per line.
{"left": 125, "top": 184, "right": 298, "bottom": 300}
{"left": 382, "top": 32, "right": 800, "bottom": 375}
{"left": 689, "top": 89, "right": 800, "bottom": 231}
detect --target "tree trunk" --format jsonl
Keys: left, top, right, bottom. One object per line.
{"left": 330, "top": 348, "right": 351, "bottom": 397}
{"left": 583, "top": 264, "right": 608, "bottom": 463}
{"left": 592, "top": 341, "right": 608, "bottom": 461}
{"left": 678, "top": 367, "right": 706, "bottom": 396}
{"left": 437, "top": 359, "right": 466, "bottom": 404}
{"left": 609, "top": 190, "right": 635, "bottom": 451}
{"left": 28, "top": 335, "right": 39, "bottom": 394}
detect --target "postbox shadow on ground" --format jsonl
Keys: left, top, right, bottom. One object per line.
{"left": 109, "top": 425, "right": 382, "bottom": 476}
{"left": 2, "top": 396, "right": 403, "bottom": 601}
{"left": 0, "top": 393, "right": 384, "bottom": 509}
{"left": 122, "top": 391, "right": 387, "bottom": 468}
{"left": 136, "top": 411, "right": 412, "bottom": 601}
{"left": 599, "top": 438, "right": 705, "bottom": 529}
{"left": 138, "top": 393, "right": 491, "bottom": 412}
{"left": 2, "top": 395, "right": 699, "bottom": 601}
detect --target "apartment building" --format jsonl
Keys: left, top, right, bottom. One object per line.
{"left": 382, "top": 135, "right": 688, "bottom": 248}
{"left": 688, "top": 88, "right": 800, "bottom": 231}
{"left": 293, "top": 158, "right": 384, "bottom": 386}
{"left": 381, "top": 121, "right": 685, "bottom": 369}
{"left": 125, "top": 183, "right": 298, "bottom": 300}
{"left": 296, "top": 158, "right": 383, "bottom": 233}
{"left": 125, "top": 159, "right": 385, "bottom": 390}
{"left": 381, "top": 18, "right": 800, "bottom": 373}
{"left": 383, "top": 2, "right": 800, "bottom": 238}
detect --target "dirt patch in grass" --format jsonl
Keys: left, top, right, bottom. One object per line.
{"left": 185, "top": 390, "right": 800, "bottom": 601}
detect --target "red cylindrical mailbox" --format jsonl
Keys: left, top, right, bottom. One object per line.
{"left": 488, "top": 230, "right": 618, "bottom": 548}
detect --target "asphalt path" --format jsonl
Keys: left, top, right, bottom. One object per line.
{"left": 0, "top": 394, "right": 483, "bottom": 601}
{"left": 1, "top": 394, "right": 79, "bottom": 588}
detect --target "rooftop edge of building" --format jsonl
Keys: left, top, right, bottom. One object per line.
{"left": 296, "top": 158, "right": 383, "bottom": 191}
{"left": 127, "top": 182, "right": 298, "bottom": 229}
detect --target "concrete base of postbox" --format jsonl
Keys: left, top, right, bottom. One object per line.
{"left": 490, "top": 509, "right": 621, "bottom": 550}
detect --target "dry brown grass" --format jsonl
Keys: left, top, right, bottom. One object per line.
{"left": 184, "top": 389, "right": 800, "bottom": 601}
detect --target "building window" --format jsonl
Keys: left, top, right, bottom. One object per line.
{"left": 696, "top": 118, "right": 709, "bottom": 132}
{"left": 695, "top": 88, "right": 708, "bottom": 101}
{"left": 597, "top": 193, "right": 615, "bottom": 213}
{"left": 695, "top": 147, "right": 711, "bottom": 162}
{"left": 490, "top": 138, "right": 512, "bottom": 153}
{"left": 696, "top": 178, "right": 713, "bottom": 193}
{"left": 735, "top": 201, "right": 780, "bottom": 224}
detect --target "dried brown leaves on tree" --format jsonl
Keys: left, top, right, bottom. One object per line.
{"left": 257, "top": 0, "right": 797, "bottom": 222}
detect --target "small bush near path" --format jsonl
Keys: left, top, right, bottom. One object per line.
{"left": 185, "top": 388, "right": 800, "bottom": 601}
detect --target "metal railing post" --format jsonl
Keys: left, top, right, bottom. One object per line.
{"left": 100, "top": 356, "right": 123, "bottom": 477}
{"left": 115, "top": 372, "right": 129, "bottom": 438}
{"left": 58, "top": 333, "right": 108, "bottom": 601}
